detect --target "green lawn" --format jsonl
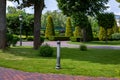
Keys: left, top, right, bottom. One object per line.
{"left": 0, "top": 47, "right": 120, "bottom": 78}
{"left": 68, "top": 41, "right": 120, "bottom": 45}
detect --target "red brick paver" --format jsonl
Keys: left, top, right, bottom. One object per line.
{"left": 0, "top": 67, "right": 119, "bottom": 80}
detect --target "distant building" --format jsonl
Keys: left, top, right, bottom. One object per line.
{"left": 115, "top": 15, "right": 120, "bottom": 27}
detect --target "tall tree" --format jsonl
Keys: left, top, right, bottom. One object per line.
{"left": 11, "top": 0, "right": 45, "bottom": 49}
{"left": 0, "top": 0, "right": 6, "bottom": 49}
{"left": 97, "top": 13, "right": 115, "bottom": 43}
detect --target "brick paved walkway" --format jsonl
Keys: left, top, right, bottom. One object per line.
{"left": 0, "top": 67, "right": 119, "bottom": 80}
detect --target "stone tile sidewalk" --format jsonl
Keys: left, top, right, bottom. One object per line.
{"left": 0, "top": 67, "right": 119, "bottom": 80}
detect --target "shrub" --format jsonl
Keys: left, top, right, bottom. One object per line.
{"left": 12, "top": 35, "right": 19, "bottom": 46}
{"left": 39, "top": 44, "right": 53, "bottom": 57}
{"left": 48, "top": 36, "right": 70, "bottom": 41}
{"left": 27, "top": 36, "right": 34, "bottom": 41}
{"left": 70, "top": 37, "right": 81, "bottom": 42}
{"left": 6, "top": 33, "right": 13, "bottom": 47}
{"left": 79, "top": 44, "right": 87, "bottom": 51}
{"left": 111, "top": 33, "right": 120, "bottom": 40}
{"left": 6, "top": 34, "right": 19, "bottom": 47}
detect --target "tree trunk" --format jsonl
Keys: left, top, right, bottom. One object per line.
{"left": 34, "top": 1, "right": 44, "bottom": 49}
{"left": 0, "top": 0, "right": 6, "bottom": 49}
{"left": 105, "top": 29, "right": 108, "bottom": 44}
{"left": 82, "top": 28, "right": 87, "bottom": 42}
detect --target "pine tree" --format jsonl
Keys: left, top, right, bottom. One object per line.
{"left": 98, "top": 27, "right": 106, "bottom": 41}
{"left": 45, "top": 15, "right": 55, "bottom": 38}
{"left": 65, "top": 17, "right": 72, "bottom": 37}
{"left": 73, "top": 26, "right": 81, "bottom": 37}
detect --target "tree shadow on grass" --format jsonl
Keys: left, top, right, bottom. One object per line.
{"left": 60, "top": 48, "right": 120, "bottom": 65}
{"left": 4, "top": 47, "right": 120, "bottom": 64}
{"left": 5, "top": 47, "right": 56, "bottom": 59}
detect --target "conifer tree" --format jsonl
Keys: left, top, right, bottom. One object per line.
{"left": 65, "top": 17, "right": 72, "bottom": 37}
{"left": 74, "top": 26, "right": 81, "bottom": 37}
{"left": 45, "top": 15, "right": 55, "bottom": 38}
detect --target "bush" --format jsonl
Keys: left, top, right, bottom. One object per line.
{"left": 6, "top": 34, "right": 19, "bottom": 47}
{"left": 6, "top": 33, "right": 13, "bottom": 47}
{"left": 27, "top": 36, "right": 34, "bottom": 41}
{"left": 39, "top": 44, "right": 53, "bottom": 57}
{"left": 70, "top": 37, "right": 81, "bottom": 42}
{"left": 48, "top": 36, "right": 70, "bottom": 41}
{"left": 27, "top": 36, "right": 44, "bottom": 43}
{"left": 79, "top": 44, "right": 87, "bottom": 51}
{"left": 112, "top": 33, "right": 120, "bottom": 40}
{"left": 12, "top": 35, "right": 19, "bottom": 46}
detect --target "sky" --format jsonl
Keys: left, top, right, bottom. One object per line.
{"left": 7, "top": 0, "right": 120, "bottom": 15}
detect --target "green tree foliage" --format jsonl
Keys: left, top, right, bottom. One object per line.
{"left": 86, "top": 23, "right": 93, "bottom": 41}
{"left": 65, "top": 17, "right": 72, "bottom": 37}
{"left": 97, "top": 13, "right": 115, "bottom": 43}
{"left": 7, "top": 14, "right": 20, "bottom": 34}
{"left": 41, "top": 10, "right": 66, "bottom": 28}
{"left": 57, "top": 0, "right": 108, "bottom": 16}
{"left": 98, "top": 27, "right": 106, "bottom": 41}
{"left": 116, "top": 0, "right": 120, "bottom": 2}
{"left": 74, "top": 26, "right": 81, "bottom": 37}
{"left": 45, "top": 16, "right": 55, "bottom": 38}
{"left": 113, "top": 21, "right": 119, "bottom": 33}
{"left": 57, "top": 0, "right": 108, "bottom": 42}
{"left": 7, "top": 6, "right": 17, "bottom": 14}
{"left": 98, "top": 20, "right": 119, "bottom": 41}
{"left": 88, "top": 16, "right": 99, "bottom": 38}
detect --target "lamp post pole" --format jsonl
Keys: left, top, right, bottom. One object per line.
{"left": 19, "top": 15, "right": 23, "bottom": 46}
{"left": 56, "top": 41, "right": 61, "bottom": 69}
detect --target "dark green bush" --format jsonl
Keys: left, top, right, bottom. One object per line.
{"left": 112, "top": 33, "right": 120, "bottom": 40}
{"left": 6, "top": 34, "right": 19, "bottom": 47}
{"left": 27, "top": 36, "right": 44, "bottom": 44}
{"left": 12, "top": 35, "right": 19, "bottom": 46}
{"left": 39, "top": 44, "right": 53, "bottom": 57}
{"left": 70, "top": 37, "right": 81, "bottom": 42}
{"left": 6, "top": 33, "right": 13, "bottom": 47}
{"left": 79, "top": 44, "right": 87, "bottom": 51}
{"left": 48, "top": 36, "right": 70, "bottom": 41}
{"left": 27, "top": 36, "right": 34, "bottom": 41}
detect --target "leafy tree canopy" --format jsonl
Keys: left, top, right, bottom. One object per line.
{"left": 116, "top": 0, "right": 120, "bottom": 3}
{"left": 97, "top": 13, "right": 115, "bottom": 30}
{"left": 57, "top": 0, "right": 109, "bottom": 16}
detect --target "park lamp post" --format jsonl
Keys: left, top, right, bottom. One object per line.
{"left": 19, "top": 15, "right": 23, "bottom": 46}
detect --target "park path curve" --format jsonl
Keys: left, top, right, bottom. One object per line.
{"left": 17, "top": 41, "right": 120, "bottom": 49}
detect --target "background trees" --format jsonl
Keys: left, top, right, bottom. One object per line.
{"left": 11, "top": 0, "right": 45, "bottom": 49}
{"left": 57, "top": 0, "right": 109, "bottom": 42}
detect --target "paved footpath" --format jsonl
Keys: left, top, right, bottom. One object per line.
{"left": 0, "top": 67, "right": 119, "bottom": 80}
{"left": 17, "top": 41, "right": 120, "bottom": 49}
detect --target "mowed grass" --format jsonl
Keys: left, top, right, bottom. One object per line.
{"left": 0, "top": 47, "right": 120, "bottom": 78}
{"left": 68, "top": 41, "right": 120, "bottom": 45}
